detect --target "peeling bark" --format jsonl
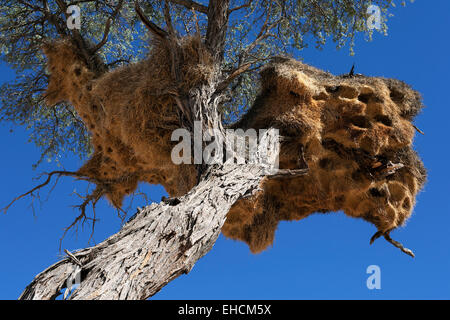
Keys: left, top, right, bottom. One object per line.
{"left": 19, "top": 164, "right": 270, "bottom": 300}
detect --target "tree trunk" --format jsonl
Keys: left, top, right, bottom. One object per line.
{"left": 18, "top": 0, "right": 262, "bottom": 300}
{"left": 19, "top": 164, "right": 269, "bottom": 300}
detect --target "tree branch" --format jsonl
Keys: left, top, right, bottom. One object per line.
{"left": 267, "top": 168, "right": 309, "bottom": 179}
{"left": 91, "top": 0, "right": 124, "bottom": 53}
{"left": 167, "top": 0, "right": 208, "bottom": 14}
{"left": 216, "top": 61, "right": 253, "bottom": 93}
{"left": 163, "top": 1, "right": 176, "bottom": 38}
{"left": 19, "top": 164, "right": 270, "bottom": 300}
{"left": 228, "top": 1, "right": 252, "bottom": 14}
{"left": 135, "top": 0, "right": 168, "bottom": 40}
{"left": 2, "top": 170, "right": 83, "bottom": 215}
{"left": 216, "top": 4, "right": 281, "bottom": 94}
{"left": 370, "top": 230, "right": 415, "bottom": 258}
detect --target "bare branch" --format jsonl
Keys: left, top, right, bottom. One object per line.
{"left": 383, "top": 233, "right": 415, "bottom": 258}
{"left": 216, "top": 62, "right": 253, "bottom": 93}
{"left": 413, "top": 124, "right": 425, "bottom": 135}
{"left": 135, "top": 1, "right": 168, "bottom": 40}
{"left": 167, "top": 0, "right": 208, "bottom": 14}
{"left": 91, "top": 18, "right": 112, "bottom": 53}
{"left": 370, "top": 230, "right": 415, "bottom": 258}
{"left": 163, "top": 1, "right": 176, "bottom": 38}
{"left": 106, "top": 58, "right": 131, "bottom": 68}
{"left": 228, "top": 1, "right": 252, "bottom": 14}
{"left": 59, "top": 186, "right": 105, "bottom": 250}
{"left": 217, "top": 4, "right": 281, "bottom": 94}
{"left": 91, "top": 0, "right": 124, "bottom": 54}
{"left": 2, "top": 171, "right": 84, "bottom": 215}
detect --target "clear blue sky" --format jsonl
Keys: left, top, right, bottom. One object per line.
{"left": 1, "top": 1, "right": 449, "bottom": 299}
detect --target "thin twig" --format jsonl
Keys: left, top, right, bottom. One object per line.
{"left": 2, "top": 171, "right": 82, "bottom": 214}
{"left": 164, "top": 1, "right": 176, "bottom": 37}
{"left": 167, "top": 0, "right": 208, "bottom": 14}
{"left": 413, "top": 124, "right": 425, "bottom": 135}
{"left": 135, "top": 1, "right": 168, "bottom": 39}
{"left": 91, "top": 0, "right": 124, "bottom": 53}
{"left": 228, "top": 1, "right": 252, "bottom": 14}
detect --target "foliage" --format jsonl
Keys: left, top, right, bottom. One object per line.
{"left": 0, "top": 0, "right": 412, "bottom": 165}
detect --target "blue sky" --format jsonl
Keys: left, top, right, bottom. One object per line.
{"left": 0, "top": 1, "right": 449, "bottom": 299}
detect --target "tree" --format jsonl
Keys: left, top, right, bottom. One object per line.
{"left": 0, "top": 0, "right": 422, "bottom": 300}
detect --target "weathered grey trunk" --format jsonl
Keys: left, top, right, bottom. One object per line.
{"left": 19, "top": 164, "right": 268, "bottom": 300}
{"left": 18, "top": 0, "right": 264, "bottom": 300}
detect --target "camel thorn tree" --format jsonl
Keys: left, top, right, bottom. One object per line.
{"left": 0, "top": 0, "right": 424, "bottom": 299}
